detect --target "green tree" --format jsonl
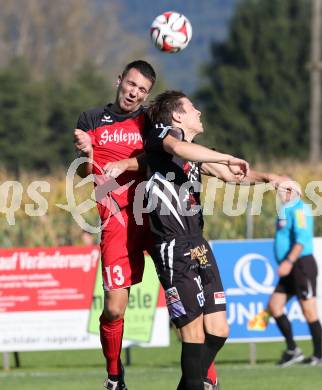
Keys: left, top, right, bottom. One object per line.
{"left": 0, "top": 60, "right": 52, "bottom": 173}
{"left": 196, "top": 0, "right": 310, "bottom": 161}
{"left": 46, "top": 64, "right": 114, "bottom": 168}
{"left": 0, "top": 59, "right": 113, "bottom": 172}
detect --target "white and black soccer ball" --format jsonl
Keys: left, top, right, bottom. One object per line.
{"left": 150, "top": 11, "right": 192, "bottom": 53}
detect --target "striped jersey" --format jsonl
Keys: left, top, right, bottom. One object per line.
{"left": 144, "top": 124, "right": 203, "bottom": 241}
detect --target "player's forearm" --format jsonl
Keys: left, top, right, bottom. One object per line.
{"left": 201, "top": 162, "right": 236, "bottom": 181}
{"left": 122, "top": 157, "right": 140, "bottom": 172}
{"left": 102, "top": 154, "right": 147, "bottom": 178}
{"left": 168, "top": 141, "right": 233, "bottom": 164}
{"left": 119, "top": 154, "right": 146, "bottom": 172}
{"left": 76, "top": 150, "right": 93, "bottom": 178}
{"left": 241, "top": 170, "right": 275, "bottom": 184}
{"left": 286, "top": 243, "right": 303, "bottom": 263}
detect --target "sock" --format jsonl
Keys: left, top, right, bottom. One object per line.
{"left": 308, "top": 320, "right": 322, "bottom": 358}
{"left": 206, "top": 362, "right": 217, "bottom": 384}
{"left": 202, "top": 333, "right": 227, "bottom": 380}
{"left": 99, "top": 314, "right": 124, "bottom": 377}
{"left": 177, "top": 342, "right": 204, "bottom": 390}
{"left": 274, "top": 314, "right": 296, "bottom": 351}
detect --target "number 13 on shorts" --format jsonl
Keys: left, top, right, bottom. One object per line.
{"left": 104, "top": 265, "right": 125, "bottom": 289}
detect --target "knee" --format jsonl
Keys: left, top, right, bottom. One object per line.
{"left": 302, "top": 307, "right": 318, "bottom": 323}
{"left": 180, "top": 327, "right": 205, "bottom": 343}
{"left": 268, "top": 301, "right": 282, "bottom": 318}
{"left": 216, "top": 323, "right": 229, "bottom": 338}
{"left": 103, "top": 304, "right": 125, "bottom": 321}
{"left": 205, "top": 317, "right": 229, "bottom": 338}
{"left": 267, "top": 302, "right": 275, "bottom": 316}
{"left": 207, "top": 323, "right": 229, "bottom": 338}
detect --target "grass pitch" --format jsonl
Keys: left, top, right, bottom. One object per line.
{"left": 0, "top": 331, "right": 321, "bottom": 390}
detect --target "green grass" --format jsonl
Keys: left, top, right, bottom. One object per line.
{"left": 1, "top": 331, "right": 321, "bottom": 390}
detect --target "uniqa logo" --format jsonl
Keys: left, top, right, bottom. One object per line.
{"left": 226, "top": 253, "right": 275, "bottom": 296}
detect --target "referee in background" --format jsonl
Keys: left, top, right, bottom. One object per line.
{"left": 268, "top": 180, "right": 322, "bottom": 367}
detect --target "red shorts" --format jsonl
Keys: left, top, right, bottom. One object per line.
{"left": 100, "top": 207, "right": 153, "bottom": 291}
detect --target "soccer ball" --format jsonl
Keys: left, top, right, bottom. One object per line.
{"left": 150, "top": 11, "right": 192, "bottom": 53}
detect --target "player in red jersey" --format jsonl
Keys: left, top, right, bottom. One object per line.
{"left": 74, "top": 60, "right": 156, "bottom": 390}
{"left": 74, "top": 61, "right": 219, "bottom": 390}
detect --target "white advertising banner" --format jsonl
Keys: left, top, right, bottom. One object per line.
{"left": 0, "top": 246, "right": 169, "bottom": 352}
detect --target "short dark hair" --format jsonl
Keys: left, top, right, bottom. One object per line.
{"left": 148, "top": 90, "right": 187, "bottom": 126}
{"left": 121, "top": 60, "right": 156, "bottom": 88}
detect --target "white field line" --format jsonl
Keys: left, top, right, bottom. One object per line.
{"left": 0, "top": 363, "right": 315, "bottom": 379}
{"left": 0, "top": 366, "right": 178, "bottom": 379}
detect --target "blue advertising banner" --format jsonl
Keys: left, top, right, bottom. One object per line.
{"left": 210, "top": 239, "right": 311, "bottom": 342}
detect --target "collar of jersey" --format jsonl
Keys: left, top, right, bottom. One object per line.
{"left": 104, "top": 103, "right": 144, "bottom": 122}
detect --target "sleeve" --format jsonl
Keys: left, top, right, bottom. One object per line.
{"left": 292, "top": 205, "right": 311, "bottom": 247}
{"left": 75, "top": 111, "right": 96, "bottom": 146}
{"left": 144, "top": 123, "right": 183, "bottom": 153}
{"left": 76, "top": 111, "right": 91, "bottom": 132}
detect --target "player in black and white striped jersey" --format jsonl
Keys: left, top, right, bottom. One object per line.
{"left": 144, "top": 90, "right": 297, "bottom": 390}
{"left": 105, "top": 90, "right": 298, "bottom": 390}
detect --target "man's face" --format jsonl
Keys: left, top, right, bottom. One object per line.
{"left": 177, "top": 98, "right": 203, "bottom": 134}
{"left": 277, "top": 179, "right": 302, "bottom": 204}
{"left": 116, "top": 68, "right": 152, "bottom": 113}
{"left": 278, "top": 188, "right": 291, "bottom": 204}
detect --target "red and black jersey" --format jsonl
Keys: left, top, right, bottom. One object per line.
{"left": 76, "top": 104, "right": 146, "bottom": 214}
{"left": 144, "top": 124, "right": 203, "bottom": 241}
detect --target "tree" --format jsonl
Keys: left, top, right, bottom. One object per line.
{"left": 195, "top": 0, "right": 311, "bottom": 161}
{"left": 0, "top": 60, "right": 51, "bottom": 173}
{"left": 0, "top": 59, "right": 113, "bottom": 172}
{"left": 0, "top": 0, "right": 149, "bottom": 81}
{"left": 46, "top": 64, "right": 114, "bottom": 168}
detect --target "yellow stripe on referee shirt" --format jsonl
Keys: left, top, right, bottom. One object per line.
{"left": 295, "top": 209, "right": 306, "bottom": 228}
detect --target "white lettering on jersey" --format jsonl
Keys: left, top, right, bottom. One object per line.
{"left": 156, "top": 123, "right": 172, "bottom": 139}
{"left": 98, "top": 128, "right": 143, "bottom": 146}
{"left": 101, "top": 115, "right": 113, "bottom": 123}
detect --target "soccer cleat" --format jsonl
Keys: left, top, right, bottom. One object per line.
{"left": 277, "top": 347, "right": 304, "bottom": 367}
{"left": 103, "top": 364, "right": 128, "bottom": 390}
{"left": 247, "top": 310, "right": 270, "bottom": 331}
{"left": 203, "top": 378, "right": 220, "bottom": 390}
{"left": 302, "top": 356, "right": 322, "bottom": 366}
{"left": 203, "top": 379, "right": 213, "bottom": 390}
{"left": 103, "top": 378, "right": 128, "bottom": 390}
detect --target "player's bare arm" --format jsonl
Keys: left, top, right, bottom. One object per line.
{"left": 200, "top": 164, "right": 297, "bottom": 190}
{"left": 241, "top": 171, "right": 302, "bottom": 196}
{"left": 215, "top": 168, "right": 295, "bottom": 188}
{"left": 200, "top": 164, "right": 277, "bottom": 184}
{"left": 103, "top": 153, "right": 147, "bottom": 178}
{"left": 200, "top": 162, "right": 242, "bottom": 182}
{"left": 163, "top": 134, "right": 249, "bottom": 177}
{"left": 278, "top": 243, "right": 303, "bottom": 277}
{"left": 74, "top": 128, "right": 93, "bottom": 178}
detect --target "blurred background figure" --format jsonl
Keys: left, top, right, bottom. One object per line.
{"left": 268, "top": 180, "right": 322, "bottom": 367}
{"left": 81, "top": 229, "right": 97, "bottom": 246}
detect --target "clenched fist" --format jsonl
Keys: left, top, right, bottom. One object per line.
{"left": 74, "top": 129, "right": 93, "bottom": 155}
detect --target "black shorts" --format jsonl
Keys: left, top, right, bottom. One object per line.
{"left": 274, "top": 255, "right": 318, "bottom": 300}
{"left": 151, "top": 234, "right": 226, "bottom": 328}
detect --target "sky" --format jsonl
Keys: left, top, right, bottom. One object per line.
{"left": 116, "top": 0, "right": 237, "bottom": 92}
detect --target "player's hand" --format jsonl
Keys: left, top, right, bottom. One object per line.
{"left": 103, "top": 160, "right": 129, "bottom": 178}
{"left": 269, "top": 175, "right": 302, "bottom": 195}
{"left": 74, "top": 129, "right": 93, "bottom": 155}
{"left": 279, "top": 180, "right": 302, "bottom": 196}
{"left": 228, "top": 157, "right": 249, "bottom": 179}
{"left": 278, "top": 260, "right": 293, "bottom": 277}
